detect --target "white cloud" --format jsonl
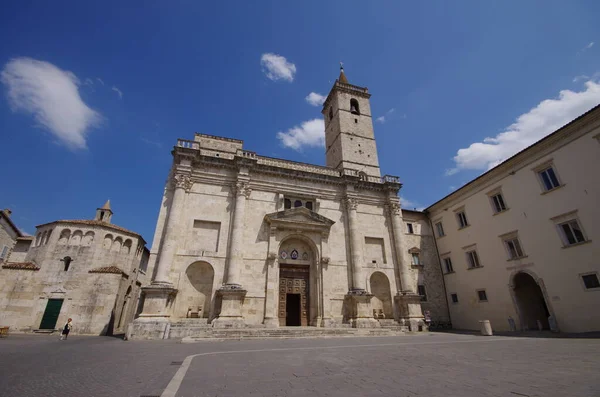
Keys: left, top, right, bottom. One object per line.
{"left": 573, "top": 75, "right": 589, "bottom": 83}
{"left": 305, "top": 92, "right": 326, "bottom": 106}
{"left": 400, "top": 196, "right": 424, "bottom": 211}
{"left": 1, "top": 57, "right": 101, "bottom": 150}
{"left": 577, "top": 42, "right": 595, "bottom": 55}
{"left": 260, "top": 53, "right": 296, "bottom": 82}
{"left": 111, "top": 86, "right": 123, "bottom": 99}
{"left": 96, "top": 77, "right": 104, "bottom": 85}
{"left": 84, "top": 78, "right": 94, "bottom": 86}
{"left": 446, "top": 80, "right": 600, "bottom": 175}
{"left": 276, "top": 118, "right": 324, "bottom": 151}
{"left": 375, "top": 108, "right": 397, "bottom": 124}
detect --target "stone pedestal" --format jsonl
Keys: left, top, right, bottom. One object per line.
{"left": 348, "top": 290, "right": 380, "bottom": 328}
{"left": 129, "top": 282, "right": 177, "bottom": 340}
{"left": 395, "top": 293, "right": 426, "bottom": 332}
{"left": 262, "top": 317, "right": 280, "bottom": 328}
{"left": 212, "top": 286, "right": 247, "bottom": 328}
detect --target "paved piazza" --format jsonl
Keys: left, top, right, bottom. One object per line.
{"left": 1, "top": 332, "right": 599, "bottom": 397}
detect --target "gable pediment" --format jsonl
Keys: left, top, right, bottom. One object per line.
{"left": 264, "top": 207, "right": 335, "bottom": 232}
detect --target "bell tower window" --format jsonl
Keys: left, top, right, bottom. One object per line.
{"left": 350, "top": 98, "right": 360, "bottom": 115}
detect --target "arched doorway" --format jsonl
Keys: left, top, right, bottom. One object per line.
{"left": 177, "top": 261, "right": 215, "bottom": 319}
{"left": 370, "top": 272, "right": 393, "bottom": 320}
{"left": 512, "top": 272, "right": 550, "bottom": 330}
{"left": 278, "top": 237, "right": 315, "bottom": 326}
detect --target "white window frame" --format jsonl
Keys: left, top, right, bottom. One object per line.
{"left": 499, "top": 231, "right": 526, "bottom": 260}
{"left": 533, "top": 160, "right": 562, "bottom": 193}
{"left": 551, "top": 211, "right": 589, "bottom": 247}
{"left": 441, "top": 254, "right": 454, "bottom": 273}
{"left": 456, "top": 211, "right": 469, "bottom": 229}
{"left": 486, "top": 187, "right": 508, "bottom": 214}
{"left": 465, "top": 249, "right": 482, "bottom": 269}
{"left": 558, "top": 219, "right": 587, "bottom": 246}
{"left": 580, "top": 272, "right": 600, "bottom": 291}
{"left": 411, "top": 252, "right": 420, "bottom": 266}
{"left": 434, "top": 221, "right": 445, "bottom": 237}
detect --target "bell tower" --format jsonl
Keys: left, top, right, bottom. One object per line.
{"left": 321, "top": 65, "right": 381, "bottom": 177}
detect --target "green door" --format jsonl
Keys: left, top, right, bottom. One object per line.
{"left": 39, "top": 299, "right": 64, "bottom": 330}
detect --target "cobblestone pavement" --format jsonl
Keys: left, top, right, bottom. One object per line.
{"left": 1, "top": 332, "right": 599, "bottom": 397}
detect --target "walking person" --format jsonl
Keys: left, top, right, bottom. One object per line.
{"left": 59, "top": 318, "right": 73, "bottom": 340}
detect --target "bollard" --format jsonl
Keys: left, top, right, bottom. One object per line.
{"left": 479, "top": 320, "right": 493, "bottom": 336}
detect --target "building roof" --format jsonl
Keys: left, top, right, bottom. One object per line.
{"left": 16, "top": 236, "right": 34, "bottom": 241}
{"left": 338, "top": 66, "right": 348, "bottom": 84}
{"left": 88, "top": 265, "right": 128, "bottom": 276}
{"left": 0, "top": 210, "right": 24, "bottom": 238}
{"left": 425, "top": 103, "right": 600, "bottom": 213}
{"left": 2, "top": 262, "right": 40, "bottom": 271}
{"left": 99, "top": 199, "right": 112, "bottom": 211}
{"left": 35, "top": 219, "right": 145, "bottom": 243}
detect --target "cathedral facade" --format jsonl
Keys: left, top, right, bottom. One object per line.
{"left": 131, "top": 69, "right": 448, "bottom": 339}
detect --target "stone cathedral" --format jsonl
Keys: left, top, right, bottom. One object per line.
{"left": 131, "top": 68, "right": 448, "bottom": 339}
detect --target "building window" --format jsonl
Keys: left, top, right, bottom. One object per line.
{"left": 417, "top": 285, "right": 427, "bottom": 301}
{"left": 558, "top": 219, "right": 587, "bottom": 246}
{"left": 538, "top": 166, "right": 561, "bottom": 191}
{"left": 284, "top": 198, "right": 291, "bottom": 209}
{"left": 477, "top": 289, "right": 488, "bottom": 302}
{"left": 305, "top": 201, "right": 313, "bottom": 211}
{"left": 491, "top": 193, "right": 507, "bottom": 213}
{"left": 450, "top": 293, "right": 459, "bottom": 303}
{"left": 466, "top": 250, "right": 482, "bottom": 269}
{"left": 582, "top": 273, "right": 600, "bottom": 290}
{"left": 411, "top": 253, "right": 420, "bottom": 266}
{"left": 435, "top": 222, "right": 445, "bottom": 237}
{"left": 0, "top": 246, "right": 8, "bottom": 261}
{"left": 407, "top": 223, "right": 414, "bottom": 234}
{"left": 294, "top": 200, "right": 302, "bottom": 208}
{"left": 63, "top": 256, "right": 72, "bottom": 271}
{"left": 350, "top": 98, "right": 360, "bottom": 115}
{"left": 504, "top": 237, "right": 525, "bottom": 260}
{"left": 456, "top": 211, "right": 469, "bottom": 229}
{"left": 329, "top": 107, "right": 333, "bottom": 121}
{"left": 443, "top": 257, "right": 454, "bottom": 273}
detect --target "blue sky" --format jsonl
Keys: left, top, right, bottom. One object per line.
{"left": 1, "top": 1, "right": 600, "bottom": 242}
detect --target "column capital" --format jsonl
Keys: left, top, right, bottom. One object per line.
{"left": 234, "top": 181, "right": 252, "bottom": 198}
{"left": 385, "top": 202, "right": 401, "bottom": 216}
{"left": 171, "top": 173, "right": 194, "bottom": 192}
{"left": 344, "top": 197, "right": 358, "bottom": 211}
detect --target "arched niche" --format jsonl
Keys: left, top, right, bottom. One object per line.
{"left": 370, "top": 271, "right": 393, "bottom": 319}
{"left": 177, "top": 261, "right": 215, "bottom": 319}
{"left": 82, "top": 231, "right": 94, "bottom": 247}
{"left": 103, "top": 234, "right": 113, "bottom": 249}
{"left": 69, "top": 230, "right": 83, "bottom": 246}
{"left": 58, "top": 229, "right": 71, "bottom": 245}
{"left": 111, "top": 237, "right": 123, "bottom": 252}
{"left": 122, "top": 239, "right": 132, "bottom": 255}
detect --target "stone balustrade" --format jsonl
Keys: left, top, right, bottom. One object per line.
{"left": 176, "top": 139, "right": 200, "bottom": 150}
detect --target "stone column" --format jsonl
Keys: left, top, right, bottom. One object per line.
{"left": 153, "top": 173, "right": 191, "bottom": 285}
{"left": 344, "top": 197, "right": 379, "bottom": 328}
{"left": 212, "top": 180, "right": 250, "bottom": 328}
{"left": 345, "top": 198, "right": 365, "bottom": 291}
{"left": 387, "top": 201, "right": 425, "bottom": 331}
{"left": 387, "top": 202, "right": 413, "bottom": 294}
{"left": 263, "top": 226, "right": 280, "bottom": 328}
{"left": 130, "top": 173, "right": 191, "bottom": 339}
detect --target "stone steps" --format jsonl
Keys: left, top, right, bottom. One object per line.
{"left": 180, "top": 326, "right": 408, "bottom": 342}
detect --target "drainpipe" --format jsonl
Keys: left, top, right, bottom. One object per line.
{"left": 426, "top": 213, "right": 451, "bottom": 327}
